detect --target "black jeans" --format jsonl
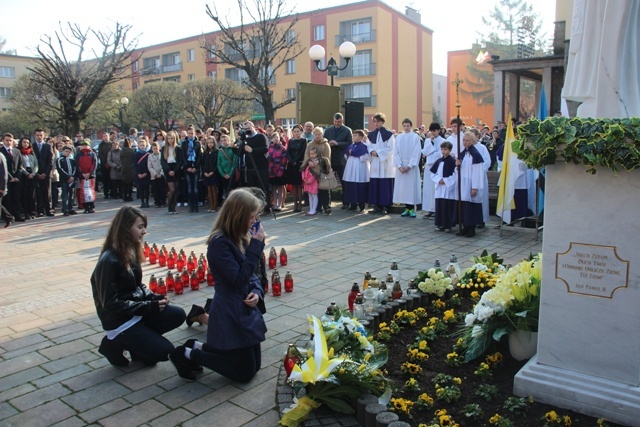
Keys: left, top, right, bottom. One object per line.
{"left": 153, "top": 177, "right": 166, "bottom": 206}
{"left": 191, "top": 342, "right": 261, "bottom": 383}
{"left": 111, "top": 304, "right": 185, "bottom": 363}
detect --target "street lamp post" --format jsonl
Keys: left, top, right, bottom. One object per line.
{"left": 117, "top": 96, "right": 129, "bottom": 137}
{"left": 308, "top": 42, "right": 357, "bottom": 86}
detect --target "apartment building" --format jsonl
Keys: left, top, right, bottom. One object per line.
{"left": 0, "top": 53, "right": 36, "bottom": 112}
{"left": 124, "top": 0, "right": 433, "bottom": 130}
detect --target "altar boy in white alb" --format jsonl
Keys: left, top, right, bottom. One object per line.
{"left": 393, "top": 118, "right": 422, "bottom": 218}
{"left": 453, "top": 131, "right": 484, "bottom": 237}
{"left": 366, "top": 112, "right": 395, "bottom": 214}
{"left": 421, "top": 123, "right": 444, "bottom": 218}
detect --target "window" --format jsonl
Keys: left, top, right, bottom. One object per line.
{"left": 0, "top": 66, "right": 15, "bottom": 78}
{"left": 119, "top": 85, "right": 124, "bottom": 90}
{"left": 0, "top": 87, "right": 13, "bottom": 97}
{"left": 285, "top": 88, "right": 296, "bottom": 100}
{"left": 314, "top": 25, "right": 325, "bottom": 41}
{"left": 259, "top": 66, "right": 275, "bottom": 85}
{"left": 350, "top": 19, "right": 372, "bottom": 43}
{"left": 208, "top": 71, "right": 217, "bottom": 80}
{"left": 286, "top": 59, "right": 296, "bottom": 74}
{"left": 163, "top": 76, "right": 181, "bottom": 83}
{"left": 188, "top": 74, "right": 196, "bottom": 81}
{"left": 342, "top": 82, "right": 375, "bottom": 107}
{"left": 208, "top": 49, "right": 216, "bottom": 59}
{"left": 351, "top": 50, "right": 371, "bottom": 76}
{"left": 142, "top": 57, "right": 160, "bottom": 74}
{"left": 286, "top": 30, "right": 296, "bottom": 43}
{"left": 162, "top": 52, "right": 182, "bottom": 72}
{"left": 187, "top": 49, "right": 195, "bottom": 62}
{"left": 225, "top": 68, "right": 249, "bottom": 83}
{"left": 132, "top": 82, "right": 139, "bottom": 90}
{"left": 282, "top": 118, "right": 296, "bottom": 128}
{"left": 132, "top": 61, "right": 138, "bottom": 72}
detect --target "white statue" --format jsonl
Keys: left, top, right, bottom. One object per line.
{"left": 562, "top": 0, "right": 640, "bottom": 118}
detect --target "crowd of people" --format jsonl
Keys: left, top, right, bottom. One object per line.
{"left": 1, "top": 113, "right": 523, "bottom": 235}
{"left": 1, "top": 114, "right": 528, "bottom": 384}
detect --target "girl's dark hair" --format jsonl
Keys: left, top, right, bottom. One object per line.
{"left": 19, "top": 137, "right": 32, "bottom": 147}
{"left": 100, "top": 206, "right": 147, "bottom": 267}
{"left": 319, "top": 156, "right": 331, "bottom": 174}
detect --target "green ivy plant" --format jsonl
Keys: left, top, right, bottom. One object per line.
{"left": 512, "top": 116, "right": 640, "bottom": 174}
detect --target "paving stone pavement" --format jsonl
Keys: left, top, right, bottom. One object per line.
{"left": 0, "top": 196, "right": 541, "bottom": 426}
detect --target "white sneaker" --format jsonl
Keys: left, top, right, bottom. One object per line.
{"left": 177, "top": 203, "right": 182, "bottom": 207}
{"left": 184, "top": 202, "right": 189, "bottom": 207}
{"left": 199, "top": 202, "right": 204, "bottom": 207}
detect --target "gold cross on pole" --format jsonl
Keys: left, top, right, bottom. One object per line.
{"left": 451, "top": 72, "right": 464, "bottom": 113}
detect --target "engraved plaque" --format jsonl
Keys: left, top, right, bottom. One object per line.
{"left": 555, "top": 242, "right": 629, "bottom": 298}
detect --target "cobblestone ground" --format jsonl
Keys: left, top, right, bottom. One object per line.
{"left": 0, "top": 196, "right": 541, "bottom": 426}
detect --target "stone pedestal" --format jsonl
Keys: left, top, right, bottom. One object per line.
{"left": 513, "top": 164, "right": 640, "bottom": 426}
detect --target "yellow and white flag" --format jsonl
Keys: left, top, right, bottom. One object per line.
{"left": 496, "top": 115, "right": 518, "bottom": 224}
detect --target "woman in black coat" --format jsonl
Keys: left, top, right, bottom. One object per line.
{"left": 90, "top": 206, "right": 186, "bottom": 367}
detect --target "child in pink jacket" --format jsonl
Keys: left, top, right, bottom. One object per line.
{"left": 301, "top": 146, "right": 319, "bottom": 216}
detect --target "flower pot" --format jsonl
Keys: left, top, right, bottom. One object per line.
{"left": 508, "top": 330, "right": 538, "bottom": 361}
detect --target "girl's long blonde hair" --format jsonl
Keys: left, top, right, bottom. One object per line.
{"left": 162, "top": 131, "right": 180, "bottom": 158}
{"left": 206, "top": 189, "right": 264, "bottom": 252}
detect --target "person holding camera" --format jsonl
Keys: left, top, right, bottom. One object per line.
{"left": 238, "top": 121, "right": 270, "bottom": 213}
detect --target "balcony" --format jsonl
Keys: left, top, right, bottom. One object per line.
{"left": 338, "top": 63, "right": 376, "bottom": 78}
{"left": 162, "top": 63, "right": 183, "bottom": 73}
{"left": 140, "top": 63, "right": 183, "bottom": 76}
{"left": 335, "top": 31, "right": 376, "bottom": 46}
{"left": 346, "top": 95, "right": 376, "bottom": 108}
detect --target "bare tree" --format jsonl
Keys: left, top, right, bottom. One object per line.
{"left": 8, "top": 75, "right": 64, "bottom": 132}
{"left": 128, "top": 81, "right": 184, "bottom": 131}
{"left": 203, "top": 0, "right": 302, "bottom": 124}
{"left": 182, "top": 78, "right": 254, "bottom": 129}
{"left": 27, "top": 22, "right": 137, "bottom": 135}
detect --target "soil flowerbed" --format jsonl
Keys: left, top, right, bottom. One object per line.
{"left": 382, "top": 297, "right": 622, "bottom": 426}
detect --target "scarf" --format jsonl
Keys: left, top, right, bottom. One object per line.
{"left": 20, "top": 147, "right": 32, "bottom": 155}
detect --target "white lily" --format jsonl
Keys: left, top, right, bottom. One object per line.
{"left": 288, "top": 315, "right": 347, "bottom": 384}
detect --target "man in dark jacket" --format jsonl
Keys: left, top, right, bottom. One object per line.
{"left": 1, "top": 133, "right": 24, "bottom": 222}
{"left": 240, "top": 121, "right": 270, "bottom": 212}
{"left": 97, "top": 132, "right": 113, "bottom": 199}
{"left": 32, "top": 128, "right": 55, "bottom": 216}
{"left": 323, "top": 113, "right": 352, "bottom": 209}
{"left": 0, "top": 145, "right": 10, "bottom": 227}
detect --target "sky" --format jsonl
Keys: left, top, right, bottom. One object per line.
{"left": 0, "top": 0, "right": 556, "bottom": 76}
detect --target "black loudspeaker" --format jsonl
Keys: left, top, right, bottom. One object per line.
{"left": 344, "top": 100, "right": 364, "bottom": 130}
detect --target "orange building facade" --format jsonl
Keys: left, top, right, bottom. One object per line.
{"left": 119, "top": 0, "right": 433, "bottom": 131}
{"left": 446, "top": 49, "right": 494, "bottom": 127}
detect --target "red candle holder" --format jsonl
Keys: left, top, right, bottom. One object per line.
{"left": 190, "top": 273, "right": 200, "bottom": 291}
{"left": 181, "top": 269, "right": 190, "bottom": 289}
{"left": 199, "top": 254, "right": 207, "bottom": 272}
{"left": 206, "top": 271, "right": 214, "bottom": 287}
{"left": 177, "top": 255, "right": 185, "bottom": 272}
{"left": 272, "top": 280, "right": 282, "bottom": 296}
{"left": 284, "top": 271, "right": 293, "bottom": 293}
{"left": 197, "top": 266, "right": 205, "bottom": 283}
{"left": 187, "top": 256, "right": 196, "bottom": 274}
{"left": 157, "top": 279, "right": 167, "bottom": 296}
{"left": 158, "top": 251, "right": 167, "bottom": 267}
{"left": 166, "top": 272, "right": 175, "bottom": 292}
{"left": 167, "top": 253, "right": 176, "bottom": 270}
{"left": 149, "top": 275, "right": 158, "bottom": 293}
{"left": 143, "top": 241, "right": 150, "bottom": 259}
{"left": 148, "top": 250, "right": 158, "bottom": 265}
{"left": 174, "top": 276, "right": 184, "bottom": 295}
{"left": 280, "top": 248, "right": 288, "bottom": 266}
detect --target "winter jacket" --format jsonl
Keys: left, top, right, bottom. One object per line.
{"left": 107, "top": 148, "right": 122, "bottom": 180}
{"left": 120, "top": 147, "right": 136, "bottom": 184}
{"left": 90, "top": 249, "right": 165, "bottom": 331}
{"left": 147, "top": 152, "right": 163, "bottom": 180}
